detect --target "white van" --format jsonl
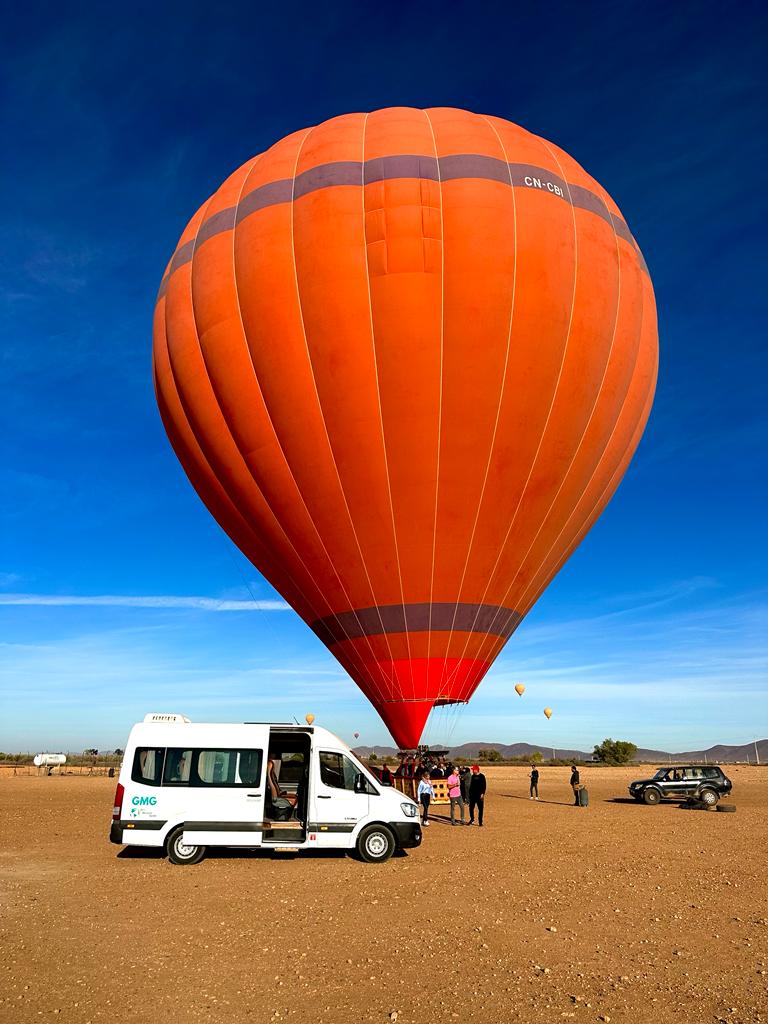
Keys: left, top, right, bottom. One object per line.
{"left": 110, "top": 714, "right": 421, "bottom": 864}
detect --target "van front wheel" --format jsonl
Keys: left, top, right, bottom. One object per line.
{"left": 166, "top": 826, "right": 206, "bottom": 865}
{"left": 357, "top": 824, "right": 395, "bottom": 863}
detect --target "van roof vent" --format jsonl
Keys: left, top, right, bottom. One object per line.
{"left": 143, "top": 713, "right": 191, "bottom": 723}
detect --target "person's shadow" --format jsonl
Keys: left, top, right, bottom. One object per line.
{"left": 499, "top": 794, "right": 576, "bottom": 806}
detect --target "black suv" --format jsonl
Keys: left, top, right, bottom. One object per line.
{"left": 629, "top": 765, "right": 732, "bottom": 806}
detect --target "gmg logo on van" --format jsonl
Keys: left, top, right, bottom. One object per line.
{"left": 129, "top": 795, "right": 158, "bottom": 818}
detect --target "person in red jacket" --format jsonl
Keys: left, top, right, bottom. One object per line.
{"left": 468, "top": 765, "right": 487, "bottom": 826}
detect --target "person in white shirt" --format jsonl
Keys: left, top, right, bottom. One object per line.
{"left": 417, "top": 772, "right": 435, "bottom": 826}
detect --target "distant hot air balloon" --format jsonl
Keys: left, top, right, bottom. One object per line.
{"left": 515, "top": 684, "right": 526, "bottom": 697}
{"left": 543, "top": 708, "right": 553, "bottom": 720}
{"left": 354, "top": 731, "right": 360, "bottom": 740}
{"left": 154, "top": 107, "right": 657, "bottom": 751}
{"left": 305, "top": 713, "right": 315, "bottom": 726}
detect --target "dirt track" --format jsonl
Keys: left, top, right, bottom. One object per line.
{"left": 1, "top": 766, "right": 766, "bottom": 1024}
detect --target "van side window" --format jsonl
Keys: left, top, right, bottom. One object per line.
{"left": 164, "top": 749, "right": 192, "bottom": 785}
{"left": 132, "top": 748, "right": 164, "bottom": 786}
{"left": 163, "top": 748, "right": 263, "bottom": 787}
{"left": 319, "top": 751, "right": 358, "bottom": 790}
{"left": 237, "top": 750, "right": 263, "bottom": 786}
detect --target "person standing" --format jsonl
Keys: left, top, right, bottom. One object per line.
{"left": 417, "top": 772, "right": 434, "bottom": 827}
{"left": 380, "top": 763, "right": 392, "bottom": 785}
{"left": 446, "top": 767, "right": 465, "bottom": 826}
{"left": 459, "top": 765, "right": 471, "bottom": 804}
{"left": 468, "top": 764, "right": 487, "bottom": 826}
{"left": 570, "top": 765, "right": 581, "bottom": 805}
{"left": 529, "top": 765, "right": 540, "bottom": 800}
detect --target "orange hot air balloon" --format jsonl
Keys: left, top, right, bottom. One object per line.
{"left": 153, "top": 107, "right": 657, "bottom": 751}
{"left": 543, "top": 708, "right": 553, "bottom": 720}
{"left": 305, "top": 713, "right": 315, "bottom": 726}
{"left": 515, "top": 684, "right": 526, "bottom": 697}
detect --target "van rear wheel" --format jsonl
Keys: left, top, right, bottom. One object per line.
{"left": 357, "top": 824, "right": 395, "bottom": 863}
{"left": 166, "top": 826, "right": 206, "bottom": 865}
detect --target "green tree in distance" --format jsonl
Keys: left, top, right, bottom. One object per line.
{"left": 478, "top": 748, "right": 503, "bottom": 762}
{"left": 593, "top": 738, "right": 637, "bottom": 765}
{"left": 368, "top": 752, "right": 378, "bottom": 762}
{"left": 530, "top": 751, "right": 543, "bottom": 763}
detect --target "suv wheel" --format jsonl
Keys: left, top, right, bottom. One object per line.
{"left": 643, "top": 787, "right": 661, "bottom": 805}
{"left": 166, "top": 826, "right": 206, "bottom": 865}
{"left": 356, "top": 824, "right": 395, "bottom": 863}
{"left": 698, "top": 788, "right": 719, "bottom": 807}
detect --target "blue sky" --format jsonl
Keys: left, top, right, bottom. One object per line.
{"left": 2, "top": 1, "right": 766, "bottom": 753}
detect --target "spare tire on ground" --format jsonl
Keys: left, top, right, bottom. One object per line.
{"left": 716, "top": 804, "right": 737, "bottom": 813}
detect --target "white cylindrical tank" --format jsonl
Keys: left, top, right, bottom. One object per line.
{"left": 33, "top": 753, "right": 67, "bottom": 767}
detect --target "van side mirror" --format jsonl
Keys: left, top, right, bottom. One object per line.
{"left": 354, "top": 773, "right": 368, "bottom": 794}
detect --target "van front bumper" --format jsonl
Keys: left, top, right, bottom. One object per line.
{"left": 390, "top": 821, "right": 422, "bottom": 849}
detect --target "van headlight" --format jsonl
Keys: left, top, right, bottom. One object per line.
{"left": 401, "top": 801, "right": 417, "bottom": 818}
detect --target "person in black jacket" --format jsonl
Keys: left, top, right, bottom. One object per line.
{"left": 529, "top": 765, "right": 540, "bottom": 800}
{"left": 570, "top": 765, "right": 581, "bottom": 805}
{"left": 459, "top": 765, "right": 471, "bottom": 803}
{"left": 468, "top": 764, "right": 487, "bottom": 826}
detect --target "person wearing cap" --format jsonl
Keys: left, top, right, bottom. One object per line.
{"left": 468, "top": 764, "right": 487, "bottom": 826}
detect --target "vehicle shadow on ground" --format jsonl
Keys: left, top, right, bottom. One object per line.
{"left": 116, "top": 846, "right": 410, "bottom": 861}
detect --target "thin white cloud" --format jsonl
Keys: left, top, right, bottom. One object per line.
{"left": 0, "top": 593, "right": 289, "bottom": 611}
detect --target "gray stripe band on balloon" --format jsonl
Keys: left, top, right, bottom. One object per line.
{"left": 310, "top": 602, "right": 522, "bottom": 647}
{"left": 156, "top": 153, "right": 648, "bottom": 299}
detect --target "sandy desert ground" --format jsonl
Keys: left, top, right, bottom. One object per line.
{"left": 1, "top": 765, "right": 766, "bottom": 1024}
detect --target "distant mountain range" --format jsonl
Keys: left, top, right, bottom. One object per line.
{"left": 352, "top": 739, "right": 768, "bottom": 764}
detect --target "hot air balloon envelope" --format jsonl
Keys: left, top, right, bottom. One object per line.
{"left": 305, "top": 713, "right": 315, "bottom": 726}
{"left": 153, "top": 107, "right": 657, "bottom": 751}
{"left": 515, "top": 683, "right": 526, "bottom": 697}
{"left": 543, "top": 708, "right": 553, "bottom": 720}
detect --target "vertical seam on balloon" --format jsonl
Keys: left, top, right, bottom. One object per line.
{"left": 155, "top": 315, "right": 311, "bottom": 614}
{"left": 173, "top": 166, "right": 386, "bottom": 712}
{"left": 359, "top": 112, "right": 416, "bottom": 704}
{"left": 422, "top": 108, "right": 445, "bottom": 706}
{"left": 288, "top": 119, "right": 401, "bottom": 707}
{"left": 445, "top": 131, "right": 581, "bottom": 682}
{"left": 438, "top": 115, "right": 520, "bottom": 701}
{"left": 515, "top": 297, "right": 656, "bottom": 618}
{"left": 517, "top": 380, "right": 655, "bottom": 620}
{"left": 176, "top": 176, "right": 333, "bottom": 624}
{"left": 225, "top": 145, "right": 392, "bottom": 708}
{"left": 491, "top": 172, "right": 625, "bottom": 633}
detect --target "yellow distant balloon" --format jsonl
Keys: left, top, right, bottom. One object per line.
{"left": 543, "top": 707, "right": 553, "bottom": 720}
{"left": 515, "top": 684, "right": 526, "bottom": 697}
{"left": 305, "top": 713, "right": 315, "bottom": 726}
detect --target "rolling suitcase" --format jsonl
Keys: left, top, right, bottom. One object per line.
{"left": 577, "top": 786, "right": 589, "bottom": 807}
